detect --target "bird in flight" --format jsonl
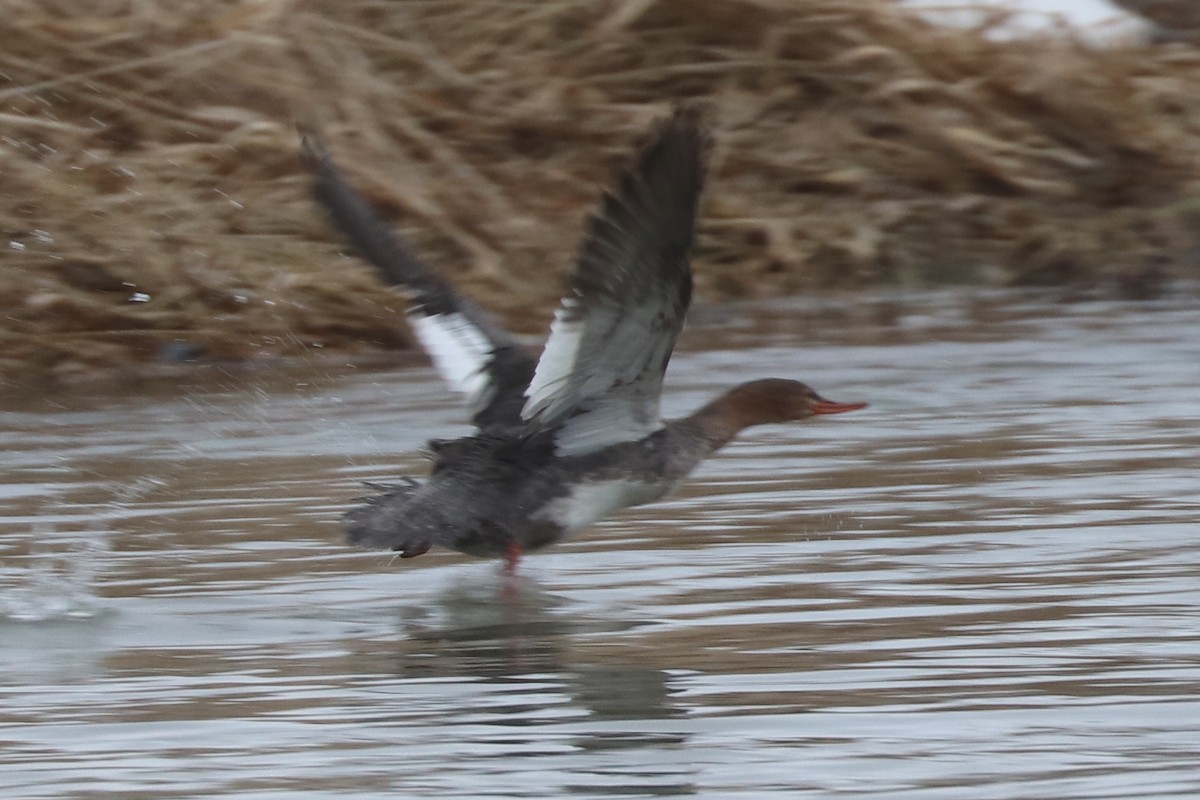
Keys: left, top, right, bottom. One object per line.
{"left": 304, "top": 108, "right": 865, "bottom": 571}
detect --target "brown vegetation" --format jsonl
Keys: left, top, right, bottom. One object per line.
{"left": 4, "top": 0, "right": 1200, "bottom": 382}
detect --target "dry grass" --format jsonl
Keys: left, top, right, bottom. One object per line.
{"left": 4, "top": 0, "right": 1200, "bottom": 382}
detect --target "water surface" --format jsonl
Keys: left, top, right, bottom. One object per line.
{"left": 2, "top": 290, "right": 1198, "bottom": 799}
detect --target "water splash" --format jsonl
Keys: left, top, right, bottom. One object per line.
{"left": 0, "top": 475, "right": 171, "bottom": 622}
{"left": 0, "top": 525, "right": 106, "bottom": 622}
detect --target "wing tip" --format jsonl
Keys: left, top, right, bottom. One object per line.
{"left": 296, "top": 122, "right": 329, "bottom": 173}
{"left": 639, "top": 102, "right": 712, "bottom": 185}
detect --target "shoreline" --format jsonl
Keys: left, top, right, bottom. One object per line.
{"left": 4, "top": 0, "right": 1200, "bottom": 383}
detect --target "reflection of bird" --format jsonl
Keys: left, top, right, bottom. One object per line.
{"left": 1110, "top": 1, "right": 1200, "bottom": 41}
{"left": 304, "top": 109, "right": 865, "bottom": 570}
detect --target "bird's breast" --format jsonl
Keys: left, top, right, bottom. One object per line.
{"left": 533, "top": 478, "right": 674, "bottom": 533}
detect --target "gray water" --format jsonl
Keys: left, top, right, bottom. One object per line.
{"left": 2, "top": 290, "right": 1198, "bottom": 799}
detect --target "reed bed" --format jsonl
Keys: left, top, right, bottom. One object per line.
{"left": 4, "top": 0, "right": 1200, "bottom": 381}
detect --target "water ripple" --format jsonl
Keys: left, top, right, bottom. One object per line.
{"left": 2, "top": 292, "right": 1200, "bottom": 798}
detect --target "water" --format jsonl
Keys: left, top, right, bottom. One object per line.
{"left": 2, "top": 290, "right": 1198, "bottom": 799}
{"left": 900, "top": 0, "right": 1149, "bottom": 41}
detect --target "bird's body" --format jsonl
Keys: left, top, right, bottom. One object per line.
{"left": 306, "top": 109, "right": 865, "bottom": 567}
{"left": 347, "top": 424, "right": 700, "bottom": 559}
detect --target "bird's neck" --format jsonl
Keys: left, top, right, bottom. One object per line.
{"left": 674, "top": 390, "right": 761, "bottom": 452}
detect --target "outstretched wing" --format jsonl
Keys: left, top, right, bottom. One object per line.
{"left": 302, "top": 132, "right": 535, "bottom": 428}
{"left": 522, "top": 108, "right": 709, "bottom": 456}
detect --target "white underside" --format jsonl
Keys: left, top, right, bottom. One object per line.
{"left": 534, "top": 479, "right": 673, "bottom": 533}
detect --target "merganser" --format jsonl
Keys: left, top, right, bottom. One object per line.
{"left": 304, "top": 108, "right": 865, "bottom": 569}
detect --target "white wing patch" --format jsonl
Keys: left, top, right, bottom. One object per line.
{"left": 409, "top": 312, "right": 494, "bottom": 409}
{"left": 521, "top": 295, "right": 678, "bottom": 456}
{"left": 522, "top": 298, "right": 584, "bottom": 420}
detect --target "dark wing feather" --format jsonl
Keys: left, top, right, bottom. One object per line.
{"left": 521, "top": 108, "right": 709, "bottom": 455}
{"left": 302, "top": 131, "right": 535, "bottom": 428}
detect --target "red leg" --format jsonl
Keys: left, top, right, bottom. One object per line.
{"left": 504, "top": 539, "right": 523, "bottom": 575}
